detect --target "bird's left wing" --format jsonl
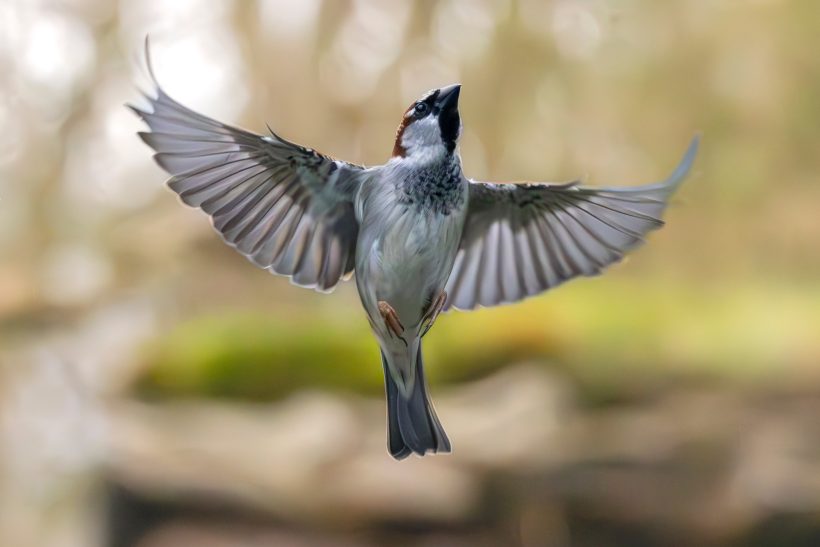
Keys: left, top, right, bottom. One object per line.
{"left": 130, "top": 58, "right": 372, "bottom": 292}
{"left": 445, "top": 136, "right": 699, "bottom": 310}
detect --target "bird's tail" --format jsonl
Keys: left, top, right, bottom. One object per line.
{"left": 381, "top": 344, "right": 451, "bottom": 459}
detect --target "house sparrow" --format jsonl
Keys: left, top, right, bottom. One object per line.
{"left": 131, "top": 45, "right": 699, "bottom": 460}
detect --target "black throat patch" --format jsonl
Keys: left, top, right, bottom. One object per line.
{"left": 437, "top": 107, "right": 460, "bottom": 153}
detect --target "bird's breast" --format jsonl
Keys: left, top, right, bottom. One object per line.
{"left": 356, "top": 183, "right": 466, "bottom": 325}
{"left": 396, "top": 159, "right": 465, "bottom": 216}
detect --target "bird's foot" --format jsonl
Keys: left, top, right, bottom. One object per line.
{"left": 378, "top": 300, "right": 407, "bottom": 346}
{"left": 420, "top": 290, "right": 447, "bottom": 338}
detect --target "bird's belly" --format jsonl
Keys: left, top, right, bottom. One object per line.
{"left": 367, "top": 211, "right": 461, "bottom": 325}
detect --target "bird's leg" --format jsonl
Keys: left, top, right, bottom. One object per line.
{"left": 378, "top": 300, "right": 407, "bottom": 346}
{"left": 420, "top": 290, "right": 447, "bottom": 338}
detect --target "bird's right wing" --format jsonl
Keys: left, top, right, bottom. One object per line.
{"left": 445, "top": 136, "right": 699, "bottom": 310}
{"left": 130, "top": 47, "right": 373, "bottom": 292}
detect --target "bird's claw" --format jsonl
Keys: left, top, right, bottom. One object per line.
{"left": 420, "top": 291, "right": 447, "bottom": 338}
{"left": 378, "top": 300, "right": 408, "bottom": 346}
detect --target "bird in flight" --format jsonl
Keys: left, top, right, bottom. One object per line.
{"left": 131, "top": 44, "right": 699, "bottom": 460}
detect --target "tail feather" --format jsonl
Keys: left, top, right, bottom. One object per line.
{"left": 381, "top": 345, "right": 451, "bottom": 459}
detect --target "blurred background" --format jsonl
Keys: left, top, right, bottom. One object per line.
{"left": 1, "top": 0, "right": 819, "bottom": 546}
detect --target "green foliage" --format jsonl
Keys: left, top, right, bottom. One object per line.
{"left": 135, "top": 307, "right": 568, "bottom": 401}
{"left": 138, "top": 312, "right": 381, "bottom": 400}
{"left": 136, "top": 275, "right": 820, "bottom": 402}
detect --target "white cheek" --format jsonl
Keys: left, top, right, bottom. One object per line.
{"left": 401, "top": 117, "right": 446, "bottom": 160}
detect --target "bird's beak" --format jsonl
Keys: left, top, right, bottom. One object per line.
{"left": 436, "top": 84, "right": 461, "bottom": 114}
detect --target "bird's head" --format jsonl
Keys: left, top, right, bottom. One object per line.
{"left": 392, "top": 84, "right": 462, "bottom": 160}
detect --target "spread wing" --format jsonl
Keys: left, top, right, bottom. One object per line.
{"left": 445, "top": 136, "right": 699, "bottom": 310}
{"left": 130, "top": 51, "right": 370, "bottom": 292}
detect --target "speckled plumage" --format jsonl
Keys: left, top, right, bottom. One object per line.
{"left": 396, "top": 154, "right": 465, "bottom": 215}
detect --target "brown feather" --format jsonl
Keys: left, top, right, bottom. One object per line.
{"left": 392, "top": 107, "right": 414, "bottom": 157}
{"left": 391, "top": 90, "right": 438, "bottom": 157}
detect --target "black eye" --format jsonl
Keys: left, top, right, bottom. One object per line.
{"left": 413, "top": 102, "right": 429, "bottom": 117}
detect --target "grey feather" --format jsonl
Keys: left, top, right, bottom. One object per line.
{"left": 445, "top": 136, "right": 699, "bottom": 310}
{"left": 381, "top": 348, "right": 450, "bottom": 459}
{"left": 130, "top": 57, "right": 372, "bottom": 292}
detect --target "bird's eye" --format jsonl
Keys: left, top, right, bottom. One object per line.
{"left": 413, "top": 102, "right": 429, "bottom": 116}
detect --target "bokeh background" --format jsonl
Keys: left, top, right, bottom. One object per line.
{"left": 2, "top": 0, "right": 819, "bottom": 546}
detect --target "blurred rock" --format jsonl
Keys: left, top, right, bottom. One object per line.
{"left": 106, "top": 365, "right": 575, "bottom": 525}
{"left": 100, "top": 369, "right": 820, "bottom": 547}
{"left": 317, "top": 453, "right": 477, "bottom": 524}
{"left": 136, "top": 522, "right": 372, "bottom": 547}
{"left": 441, "top": 364, "right": 573, "bottom": 469}
{"left": 109, "top": 392, "right": 363, "bottom": 517}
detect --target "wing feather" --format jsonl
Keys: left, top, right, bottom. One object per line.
{"left": 130, "top": 48, "right": 371, "bottom": 292}
{"left": 445, "top": 136, "right": 699, "bottom": 310}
